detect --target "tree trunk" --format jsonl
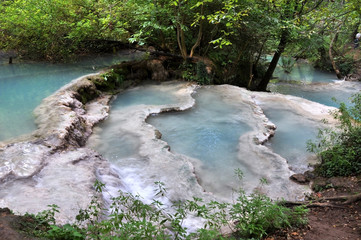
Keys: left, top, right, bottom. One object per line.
{"left": 247, "top": 55, "right": 254, "bottom": 89}
{"left": 177, "top": 22, "right": 188, "bottom": 60}
{"left": 329, "top": 27, "right": 343, "bottom": 79}
{"left": 189, "top": 22, "right": 202, "bottom": 58}
{"left": 189, "top": 5, "right": 204, "bottom": 58}
{"left": 256, "top": 30, "right": 289, "bottom": 91}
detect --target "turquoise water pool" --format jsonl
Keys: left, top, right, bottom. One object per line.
{"left": 0, "top": 52, "right": 141, "bottom": 141}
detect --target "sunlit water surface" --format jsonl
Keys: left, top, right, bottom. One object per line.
{"left": 268, "top": 81, "right": 361, "bottom": 107}
{"left": 0, "top": 51, "right": 141, "bottom": 141}
{"left": 111, "top": 85, "right": 180, "bottom": 110}
{"left": 89, "top": 85, "right": 257, "bottom": 199}
{"left": 3, "top": 55, "right": 360, "bottom": 228}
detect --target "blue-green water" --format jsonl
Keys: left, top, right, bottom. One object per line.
{"left": 269, "top": 82, "right": 360, "bottom": 108}
{"left": 262, "top": 107, "right": 318, "bottom": 172}
{"left": 270, "top": 59, "right": 361, "bottom": 107}
{"left": 91, "top": 85, "right": 253, "bottom": 195}
{"left": 111, "top": 85, "right": 179, "bottom": 110}
{"left": 273, "top": 60, "right": 337, "bottom": 83}
{"left": 264, "top": 60, "right": 361, "bottom": 171}
{"left": 0, "top": 52, "right": 141, "bottom": 141}
{"left": 88, "top": 83, "right": 181, "bottom": 160}
{"left": 147, "top": 87, "right": 252, "bottom": 178}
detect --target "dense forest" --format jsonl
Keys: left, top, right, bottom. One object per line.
{"left": 1, "top": 0, "right": 360, "bottom": 90}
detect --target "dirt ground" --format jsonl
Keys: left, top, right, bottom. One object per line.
{"left": 265, "top": 176, "right": 361, "bottom": 240}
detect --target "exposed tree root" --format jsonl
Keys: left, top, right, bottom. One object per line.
{"left": 280, "top": 193, "right": 361, "bottom": 208}
{"left": 322, "top": 193, "right": 361, "bottom": 204}
{"left": 280, "top": 201, "right": 345, "bottom": 209}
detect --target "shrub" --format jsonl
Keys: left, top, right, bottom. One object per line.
{"left": 280, "top": 57, "right": 295, "bottom": 73}
{"left": 307, "top": 93, "right": 361, "bottom": 177}
{"left": 181, "top": 61, "right": 212, "bottom": 85}
{"left": 92, "top": 69, "right": 124, "bottom": 91}
{"left": 25, "top": 178, "right": 307, "bottom": 240}
{"left": 20, "top": 204, "right": 85, "bottom": 240}
{"left": 231, "top": 191, "right": 308, "bottom": 239}
{"left": 337, "top": 55, "right": 355, "bottom": 76}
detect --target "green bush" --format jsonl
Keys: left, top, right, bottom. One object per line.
{"left": 307, "top": 93, "right": 361, "bottom": 177}
{"left": 20, "top": 204, "right": 85, "bottom": 240}
{"left": 25, "top": 179, "right": 307, "bottom": 240}
{"left": 280, "top": 57, "right": 295, "bottom": 74}
{"left": 181, "top": 61, "right": 212, "bottom": 85}
{"left": 337, "top": 55, "right": 354, "bottom": 76}
{"left": 231, "top": 191, "right": 307, "bottom": 239}
{"left": 92, "top": 69, "right": 125, "bottom": 91}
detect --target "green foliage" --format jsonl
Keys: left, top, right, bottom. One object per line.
{"left": 181, "top": 61, "right": 211, "bottom": 85}
{"left": 1, "top": 0, "right": 360, "bottom": 90}
{"left": 93, "top": 69, "right": 125, "bottom": 91}
{"left": 312, "top": 183, "right": 334, "bottom": 193}
{"left": 35, "top": 204, "right": 60, "bottom": 226}
{"left": 337, "top": 55, "right": 355, "bottom": 76}
{"left": 195, "top": 61, "right": 212, "bottom": 85}
{"left": 0, "top": 0, "right": 130, "bottom": 60}
{"left": 307, "top": 93, "right": 361, "bottom": 177}
{"left": 280, "top": 57, "right": 295, "bottom": 74}
{"left": 27, "top": 178, "right": 308, "bottom": 240}
{"left": 46, "top": 224, "right": 84, "bottom": 240}
{"left": 231, "top": 192, "right": 307, "bottom": 239}
{"left": 2, "top": 0, "right": 358, "bottom": 91}
{"left": 20, "top": 204, "right": 85, "bottom": 239}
